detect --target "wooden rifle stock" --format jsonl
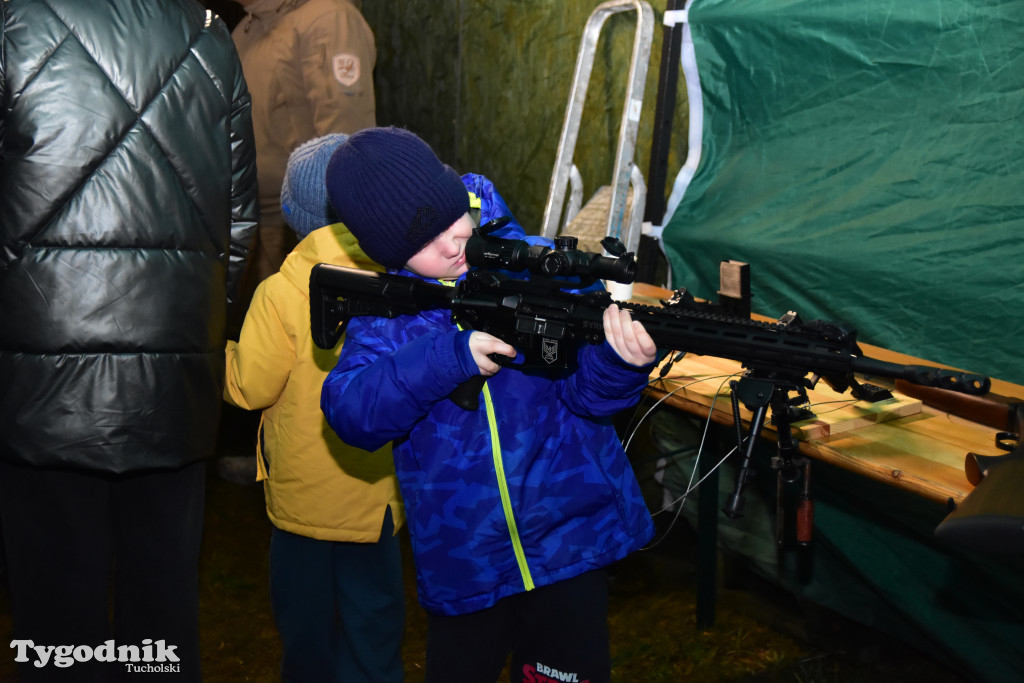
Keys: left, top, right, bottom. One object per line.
{"left": 893, "top": 379, "right": 1017, "bottom": 433}
{"left": 897, "top": 380, "right": 1024, "bottom": 555}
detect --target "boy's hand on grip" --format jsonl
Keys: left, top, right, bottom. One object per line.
{"left": 469, "top": 331, "right": 516, "bottom": 375}
{"left": 604, "top": 304, "right": 657, "bottom": 367}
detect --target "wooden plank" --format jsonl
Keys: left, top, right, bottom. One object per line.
{"left": 802, "top": 414, "right": 992, "bottom": 504}
{"left": 647, "top": 361, "right": 1002, "bottom": 504}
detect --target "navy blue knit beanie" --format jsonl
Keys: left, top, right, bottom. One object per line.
{"left": 325, "top": 126, "right": 469, "bottom": 269}
{"left": 281, "top": 133, "right": 348, "bottom": 239}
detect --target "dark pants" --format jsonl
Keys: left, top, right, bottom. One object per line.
{"left": 269, "top": 507, "right": 405, "bottom": 683}
{"left": 0, "top": 460, "right": 206, "bottom": 682}
{"left": 425, "top": 569, "right": 611, "bottom": 683}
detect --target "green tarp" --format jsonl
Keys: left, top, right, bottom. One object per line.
{"left": 661, "top": 0, "right": 1024, "bottom": 384}
{"left": 655, "top": 2, "right": 1024, "bottom": 681}
{"left": 651, "top": 412, "right": 1024, "bottom": 683}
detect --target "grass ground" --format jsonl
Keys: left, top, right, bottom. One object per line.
{"left": 0, "top": 408, "right": 969, "bottom": 682}
{"left": 191, "top": 469, "right": 966, "bottom": 682}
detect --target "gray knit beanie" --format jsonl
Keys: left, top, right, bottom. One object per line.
{"left": 325, "top": 126, "right": 469, "bottom": 269}
{"left": 281, "top": 133, "right": 349, "bottom": 239}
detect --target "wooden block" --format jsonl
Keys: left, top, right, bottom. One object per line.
{"left": 650, "top": 354, "right": 922, "bottom": 442}
{"left": 790, "top": 392, "right": 921, "bottom": 440}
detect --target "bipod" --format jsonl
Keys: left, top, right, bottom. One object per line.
{"left": 722, "top": 371, "right": 815, "bottom": 548}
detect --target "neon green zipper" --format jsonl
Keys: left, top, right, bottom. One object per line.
{"left": 443, "top": 278, "right": 534, "bottom": 592}
{"left": 481, "top": 382, "right": 535, "bottom": 591}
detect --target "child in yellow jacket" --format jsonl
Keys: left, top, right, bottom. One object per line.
{"left": 224, "top": 134, "right": 405, "bottom": 682}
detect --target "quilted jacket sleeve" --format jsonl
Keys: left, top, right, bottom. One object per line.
{"left": 321, "top": 316, "right": 480, "bottom": 452}
{"left": 225, "top": 23, "right": 259, "bottom": 307}
{"left": 224, "top": 278, "right": 293, "bottom": 410}
{"left": 560, "top": 340, "right": 653, "bottom": 419}
{"left": 1, "top": 7, "right": 6, "bottom": 153}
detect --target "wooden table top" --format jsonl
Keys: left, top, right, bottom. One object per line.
{"left": 630, "top": 283, "right": 1023, "bottom": 505}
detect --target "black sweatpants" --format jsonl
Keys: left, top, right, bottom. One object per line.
{"left": 0, "top": 459, "right": 206, "bottom": 682}
{"left": 425, "top": 568, "right": 611, "bottom": 683}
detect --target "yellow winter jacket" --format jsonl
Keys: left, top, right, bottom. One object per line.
{"left": 224, "top": 224, "right": 403, "bottom": 542}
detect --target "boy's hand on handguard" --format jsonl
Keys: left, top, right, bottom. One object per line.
{"left": 469, "top": 331, "right": 517, "bottom": 375}
{"left": 604, "top": 303, "right": 657, "bottom": 367}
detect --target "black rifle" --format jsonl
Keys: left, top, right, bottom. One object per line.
{"left": 310, "top": 221, "right": 990, "bottom": 538}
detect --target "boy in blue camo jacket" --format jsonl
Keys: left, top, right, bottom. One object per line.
{"left": 321, "top": 126, "right": 656, "bottom": 683}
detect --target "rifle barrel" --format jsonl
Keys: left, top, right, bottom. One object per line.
{"left": 852, "top": 358, "right": 990, "bottom": 396}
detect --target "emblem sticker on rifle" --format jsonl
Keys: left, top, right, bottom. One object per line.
{"left": 542, "top": 338, "right": 559, "bottom": 365}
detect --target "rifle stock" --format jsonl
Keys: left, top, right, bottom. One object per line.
{"left": 310, "top": 264, "right": 454, "bottom": 350}
{"left": 900, "top": 382, "right": 1024, "bottom": 555}
{"left": 893, "top": 380, "right": 1018, "bottom": 434}
{"left": 934, "top": 441, "right": 1024, "bottom": 556}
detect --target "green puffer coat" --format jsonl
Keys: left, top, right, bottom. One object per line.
{"left": 0, "top": 0, "right": 259, "bottom": 473}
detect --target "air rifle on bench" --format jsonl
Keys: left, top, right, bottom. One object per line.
{"left": 310, "top": 218, "right": 990, "bottom": 543}
{"left": 894, "top": 381, "right": 1024, "bottom": 556}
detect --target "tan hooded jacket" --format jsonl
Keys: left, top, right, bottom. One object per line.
{"left": 233, "top": 0, "right": 376, "bottom": 227}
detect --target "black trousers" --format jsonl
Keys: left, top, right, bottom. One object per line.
{"left": 269, "top": 509, "right": 405, "bottom": 683}
{"left": 0, "top": 459, "right": 206, "bottom": 682}
{"left": 425, "top": 568, "right": 611, "bottom": 683}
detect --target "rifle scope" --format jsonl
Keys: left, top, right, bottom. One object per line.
{"left": 465, "top": 219, "right": 636, "bottom": 285}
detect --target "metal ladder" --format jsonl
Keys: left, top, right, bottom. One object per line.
{"left": 540, "top": 0, "right": 655, "bottom": 262}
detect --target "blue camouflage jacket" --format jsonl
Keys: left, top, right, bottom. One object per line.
{"left": 321, "top": 173, "right": 655, "bottom": 616}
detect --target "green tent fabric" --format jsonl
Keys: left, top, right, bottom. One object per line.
{"left": 660, "top": 0, "right": 1024, "bottom": 384}
{"left": 653, "top": 2, "right": 1024, "bottom": 680}
{"left": 650, "top": 412, "right": 1024, "bottom": 683}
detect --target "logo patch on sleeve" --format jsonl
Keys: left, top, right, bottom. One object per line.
{"left": 332, "top": 53, "right": 361, "bottom": 87}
